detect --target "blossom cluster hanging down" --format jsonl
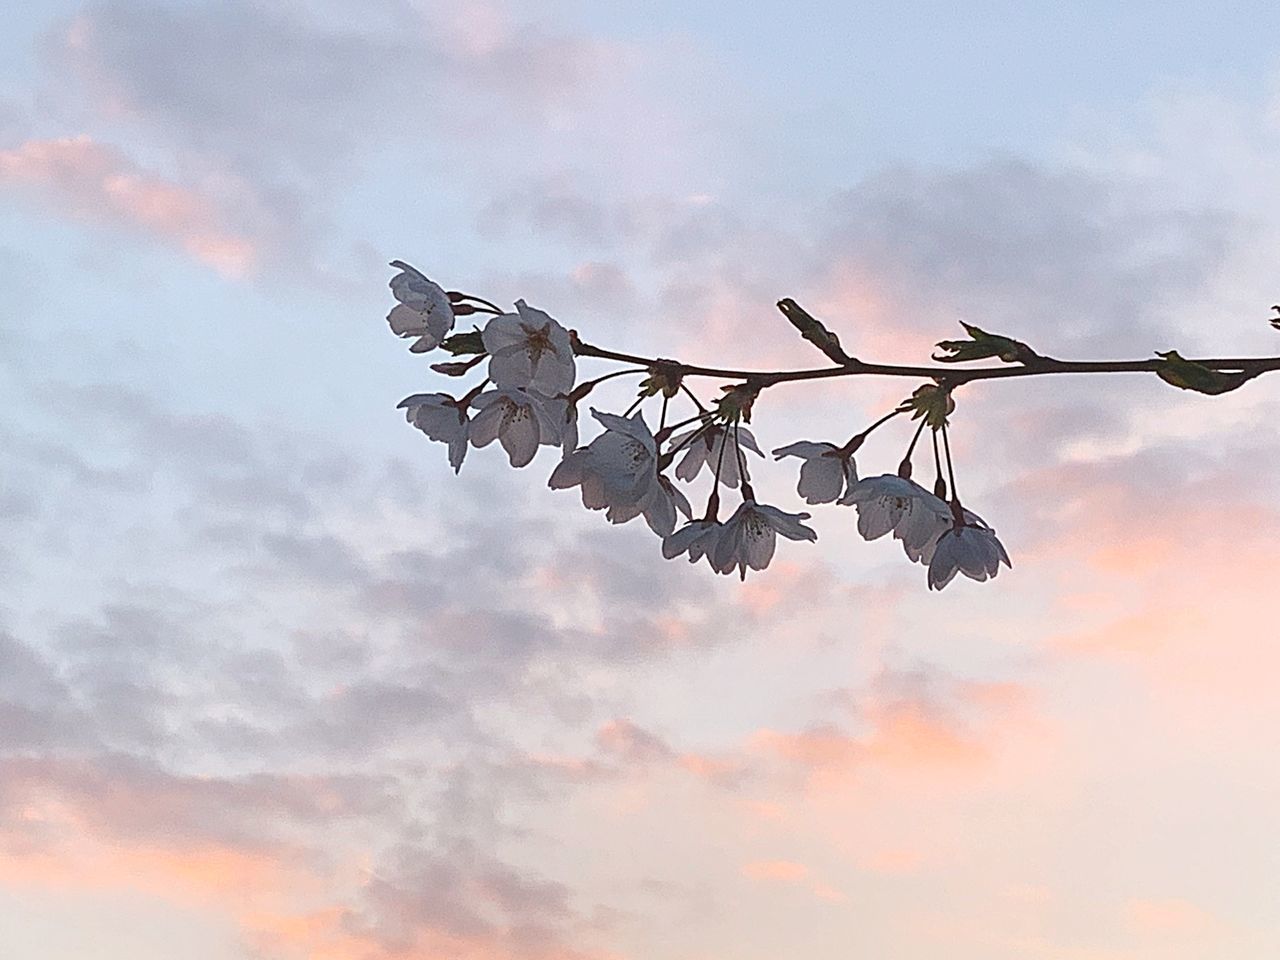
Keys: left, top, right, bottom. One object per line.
{"left": 383, "top": 262, "right": 1034, "bottom": 589}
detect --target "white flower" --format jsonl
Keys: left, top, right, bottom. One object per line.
{"left": 606, "top": 474, "right": 693, "bottom": 537}
{"left": 397, "top": 392, "right": 470, "bottom": 473}
{"left": 549, "top": 409, "right": 667, "bottom": 524}
{"left": 469, "top": 387, "right": 564, "bottom": 468}
{"left": 555, "top": 400, "right": 579, "bottom": 455}
{"left": 482, "top": 300, "right": 576, "bottom": 396}
{"left": 387, "top": 261, "right": 455, "bottom": 353}
{"left": 927, "top": 522, "right": 1012, "bottom": 590}
{"left": 670, "top": 423, "right": 762, "bottom": 488}
{"left": 842, "top": 474, "right": 949, "bottom": 540}
{"left": 772, "top": 441, "right": 858, "bottom": 504}
{"left": 901, "top": 503, "right": 996, "bottom": 565}
{"left": 712, "top": 499, "right": 817, "bottom": 580}
{"left": 662, "top": 519, "right": 727, "bottom": 569}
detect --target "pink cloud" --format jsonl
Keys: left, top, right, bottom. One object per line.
{"left": 1123, "top": 897, "right": 1214, "bottom": 936}
{"left": 748, "top": 694, "right": 990, "bottom": 787}
{"left": 741, "top": 859, "right": 808, "bottom": 883}
{"left": 0, "top": 754, "right": 621, "bottom": 960}
{"left": 741, "top": 859, "right": 849, "bottom": 904}
{"left": 857, "top": 847, "right": 926, "bottom": 875}
{"left": 596, "top": 718, "right": 676, "bottom": 765}
{"left": 0, "top": 135, "right": 256, "bottom": 276}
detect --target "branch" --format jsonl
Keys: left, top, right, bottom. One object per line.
{"left": 389, "top": 261, "right": 1280, "bottom": 589}
{"left": 570, "top": 330, "right": 1280, "bottom": 388}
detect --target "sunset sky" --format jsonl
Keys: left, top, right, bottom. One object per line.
{"left": 3, "top": 2, "right": 1280, "bottom": 958}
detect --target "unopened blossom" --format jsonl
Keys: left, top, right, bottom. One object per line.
{"left": 469, "top": 387, "right": 564, "bottom": 468}
{"left": 772, "top": 441, "right": 858, "bottom": 504}
{"left": 397, "top": 392, "right": 470, "bottom": 473}
{"left": 927, "top": 521, "right": 1012, "bottom": 590}
{"left": 712, "top": 499, "right": 817, "bottom": 580}
{"left": 670, "top": 423, "right": 762, "bottom": 488}
{"left": 549, "top": 410, "right": 662, "bottom": 521}
{"left": 482, "top": 300, "right": 576, "bottom": 396}
{"left": 842, "top": 474, "right": 950, "bottom": 543}
{"left": 387, "top": 261, "right": 455, "bottom": 353}
{"left": 662, "top": 519, "right": 727, "bottom": 569}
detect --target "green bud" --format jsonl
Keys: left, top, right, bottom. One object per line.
{"left": 440, "top": 330, "right": 486, "bottom": 356}
{"left": 1153, "top": 351, "right": 1259, "bottom": 396}
{"left": 934, "top": 321, "right": 1039, "bottom": 364}
{"left": 776, "top": 298, "right": 856, "bottom": 365}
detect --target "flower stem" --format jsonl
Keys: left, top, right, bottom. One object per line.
{"left": 570, "top": 367, "right": 648, "bottom": 401}
{"left": 898, "top": 418, "right": 927, "bottom": 478}
{"left": 844, "top": 407, "right": 901, "bottom": 451}
{"left": 733, "top": 422, "right": 754, "bottom": 501}
{"left": 680, "top": 383, "right": 708, "bottom": 413}
{"left": 941, "top": 420, "right": 963, "bottom": 522}
{"left": 931, "top": 427, "right": 947, "bottom": 500}
{"left": 708, "top": 422, "right": 733, "bottom": 513}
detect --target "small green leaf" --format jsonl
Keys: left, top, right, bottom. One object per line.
{"left": 440, "top": 330, "right": 486, "bottom": 356}
{"left": 1153, "top": 350, "right": 1259, "bottom": 395}
{"left": 934, "top": 321, "right": 1040, "bottom": 364}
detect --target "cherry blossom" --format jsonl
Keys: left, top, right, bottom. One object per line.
{"left": 387, "top": 261, "right": 455, "bottom": 353}
{"left": 606, "top": 474, "right": 693, "bottom": 537}
{"left": 894, "top": 499, "right": 956, "bottom": 564}
{"left": 662, "top": 519, "right": 728, "bottom": 570}
{"left": 549, "top": 410, "right": 664, "bottom": 523}
{"left": 772, "top": 441, "right": 858, "bottom": 504}
{"left": 469, "top": 388, "right": 564, "bottom": 468}
{"left": 841, "top": 474, "right": 949, "bottom": 542}
{"left": 482, "top": 300, "right": 576, "bottom": 396}
{"left": 397, "top": 392, "right": 470, "bottom": 473}
{"left": 670, "top": 423, "right": 762, "bottom": 488}
{"left": 712, "top": 499, "right": 817, "bottom": 580}
{"left": 927, "top": 522, "right": 1012, "bottom": 590}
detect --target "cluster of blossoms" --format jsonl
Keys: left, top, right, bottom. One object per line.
{"left": 385, "top": 262, "right": 1013, "bottom": 588}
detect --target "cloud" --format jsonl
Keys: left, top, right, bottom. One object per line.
{"left": 741, "top": 859, "right": 808, "bottom": 883}
{"left": 0, "top": 755, "right": 396, "bottom": 856}
{"left": 743, "top": 672, "right": 1033, "bottom": 793}
{"left": 337, "top": 841, "right": 621, "bottom": 960}
{"left": 595, "top": 719, "right": 676, "bottom": 765}
{"left": 817, "top": 160, "right": 1239, "bottom": 352}
{"left": 465, "top": 154, "right": 1245, "bottom": 398}
{"left": 0, "top": 135, "right": 258, "bottom": 276}
{"left": 1, "top": 368, "right": 787, "bottom": 959}
{"left": 47, "top": 0, "right": 631, "bottom": 180}
{"left": 1123, "top": 897, "right": 1214, "bottom": 937}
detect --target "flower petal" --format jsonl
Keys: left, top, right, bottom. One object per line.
{"left": 499, "top": 402, "right": 541, "bottom": 468}
{"left": 771, "top": 440, "right": 835, "bottom": 460}
{"left": 797, "top": 455, "right": 845, "bottom": 504}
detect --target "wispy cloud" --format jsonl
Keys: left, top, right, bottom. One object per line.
{"left": 0, "top": 135, "right": 257, "bottom": 276}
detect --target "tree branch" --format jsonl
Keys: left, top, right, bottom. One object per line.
{"left": 570, "top": 331, "right": 1280, "bottom": 388}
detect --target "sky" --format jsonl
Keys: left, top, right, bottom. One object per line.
{"left": 2, "top": 2, "right": 1280, "bottom": 958}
